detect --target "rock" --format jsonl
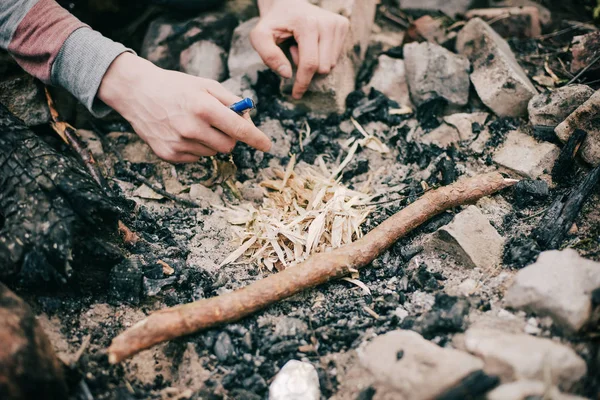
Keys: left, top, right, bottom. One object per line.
{"left": 257, "top": 119, "right": 291, "bottom": 158}
{"left": 397, "top": 0, "right": 474, "bottom": 18}
{"left": 492, "top": 0, "right": 551, "bottom": 26}
{"left": 180, "top": 41, "right": 227, "bottom": 81}
{"left": 357, "top": 330, "right": 484, "bottom": 399}
{"left": 274, "top": 317, "right": 308, "bottom": 337}
{"left": 220, "top": 75, "right": 257, "bottom": 103}
{"left": 460, "top": 328, "right": 587, "bottom": 389}
{"left": 465, "top": 7, "right": 541, "bottom": 38}
{"left": 492, "top": 130, "right": 559, "bottom": 179}
{"left": 77, "top": 129, "right": 104, "bottom": 159}
{"left": 133, "top": 184, "right": 164, "bottom": 200}
{"left": 487, "top": 380, "right": 587, "bottom": 400}
{"left": 0, "top": 283, "right": 68, "bottom": 400}
{"left": 456, "top": 18, "right": 537, "bottom": 117}
{"left": 141, "top": 18, "right": 176, "bottom": 68}
{"left": 404, "top": 41, "right": 470, "bottom": 107}
{"left": 365, "top": 55, "right": 411, "bottom": 107}
{"left": 405, "top": 15, "right": 449, "bottom": 45}
{"left": 504, "top": 249, "right": 600, "bottom": 332}
{"left": 528, "top": 84, "right": 595, "bottom": 128}
{"left": 281, "top": 0, "right": 378, "bottom": 114}
{"left": 189, "top": 184, "right": 224, "bottom": 207}
{"left": 269, "top": 360, "right": 320, "bottom": 400}
{"left": 0, "top": 74, "right": 50, "bottom": 126}
{"left": 513, "top": 179, "right": 549, "bottom": 208}
{"left": 108, "top": 258, "right": 143, "bottom": 305}
{"left": 443, "top": 112, "right": 489, "bottom": 141}
{"left": 214, "top": 332, "right": 235, "bottom": 362}
{"left": 555, "top": 90, "right": 600, "bottom": 166}
{"left": 223, "top": 0, "right": 259, "bottom": 21}
{"left": 419, "top": 123, "right": 460, "bottom": 148}
{"left": 228, "top": 18, "right": 268, "bottom": 84}
{"left": 570, "top": 31, "right": 600, "bottom": 74}
{"left": 427, "top": 205, "right": 504, "bottom": 269}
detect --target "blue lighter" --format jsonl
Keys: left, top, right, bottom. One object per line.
{"left": 229, "top": 97, "right": 255, "bottom": 115}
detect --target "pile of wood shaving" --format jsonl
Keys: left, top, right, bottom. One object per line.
{"left": 219, "top": 154, "right": 374, "bottom": 271}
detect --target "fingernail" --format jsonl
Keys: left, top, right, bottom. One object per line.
{"left": 277, "top": 65, "right": 292, "bottom": 78}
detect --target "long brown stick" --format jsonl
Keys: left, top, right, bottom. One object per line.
{"left": 108, "top": 172, "right": 517, "bottom": 363}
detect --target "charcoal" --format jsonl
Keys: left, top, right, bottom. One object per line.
{"left": 513, "top": 179, "right": 549, "bottom": 208}
{"left": 437, "top": 370, "right": 499, "bottom": 400}
{"left": 108, "top": 257, "right": 143, "bottom": 305}
{"left": 503, "top": 236, "right": 540, "bottom": 269}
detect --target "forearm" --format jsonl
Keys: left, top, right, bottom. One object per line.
{"left": 0, "top": 0, "right": 131, "bottom": 117}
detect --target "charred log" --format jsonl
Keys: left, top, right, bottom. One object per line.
{"left": 0, "top": 104, "right": 122, "bottom": 287}
{"left": 552, "top": 129, "right": 587, "bottom": 185}
{"left": 0, "top": 283, "right": 68, "bottom": 400}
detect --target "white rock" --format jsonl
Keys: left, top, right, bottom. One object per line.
{"left": 419, "top": 123, "right": 460, "bottom": 148}
{"left": 220, "top": 75, "right": 257, "bottom": 102}
{"left": 365, "top": 55, "right": 411, "bottom": 107}
{"left": 269, "top": 360, "right": 320, "bottom": 400}
{"left": 456, "top": 18, "right": 537, "bottom": 117}
{"left": 462, "top": 328, "right": 587, "bottom": 389}
{"left": 443, "top": 112, "right": 489, "bottom": 141}
{"left": 77, "top": 129, "right": 104, "bottom": 158}
{"left": 180, "top": 41, "right": 226, "bottom": 81}
{"left": 133, "top": 184, "right": 164, "bottom": 200}
{"left": 358, "top": 330, "right": 484, "bottom": 400}
{"left": 257, "top": 119, "right": 291, "bottom": 158}
{"left": 427, "top": 205, "right": 504, "bottom": 269}
{"left": 487, "top": 380, "right": 587, "bottom": 400}
{"left": 528, "top": 84, "right": 594, "bottom": 127}
{"left": 555, "top": 90, "right": 600, "bottom": 166}
{"left": 404, "top": 41, "right": 471, "bottom": 106}
{"left": 228, "top": 18, "right": 268, "bottom": 84}
{"left": 189, "top": 184, "right": 224, "bottom": 207}
{"left": 504, "top": 249, "right": 600, "bottom": 332}
{"left": 493, "top": 130, "right": 559, "bottom": 179}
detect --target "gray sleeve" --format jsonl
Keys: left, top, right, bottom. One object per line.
{"left": 0, "top": 0, "right": 39, "bottom": 48}
{"left": 51, "top": 27, "right": 134, "bottom": 118}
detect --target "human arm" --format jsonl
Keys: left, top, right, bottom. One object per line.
{"left": 251, "top": 0, "right": 350, "bottom": 99}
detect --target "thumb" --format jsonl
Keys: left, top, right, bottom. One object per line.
{"left": 250, "top": 25, "right": 293, "bottom": 79}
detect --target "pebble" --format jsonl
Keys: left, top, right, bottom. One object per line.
{"left": 460, "top": 328, "right": 587, "bottom": 389}
{"left": 405, "top": 15, "right": 448, "bottom": 45}
{"left": 427, "top": 205, "right": 504, "bottom": 269}
{"left": 465, "top": 7, "right": 542, "bottom": 38}
{"left": 456, "top": 18, "right": 537, "bottom": 117}
{"left": 274, "top": 317, "right": 308, "bottom": 337}
{"left": 555, "top": 90, "right": 600, "bottom": 166}
{"left": 487, "top": 380, "right": 587, "bottom": 400}
{"left": 214, "top": 332, "right": 235, "bottom": 362}
{"left": 257, "top": 119, "right": 291, "bottom": 158}
{"left": 365, "top": 55, "right": 411, "bottom": 107}
{"left": 443, "top": 112, "right": 489, "bottom": 141}
{"left": 528, "top": 84, "right": 594, "bottom": 127}
{"left": 504, "top": 249, "right": 600, "bottom": 332}
{"left": 179, "top": 41, "right": 226, "bottom": 81}
{"left": 404, "top": 41, "right": 471, "bottom": 107}
{"left": 493, "top": 130, "right": 559, "bottom": 179}
{"left": 570, "top": 31, "right": 600, "bottom": 74}
{"left": 269, "top": 360, "right": 320, "bottom": 400}
{"left": 418, "top": 123, "right": 460, "bottom": 148}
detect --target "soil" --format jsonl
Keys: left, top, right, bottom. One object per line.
{"left": 7, "top": 1, "right": 600, "bottom": 399}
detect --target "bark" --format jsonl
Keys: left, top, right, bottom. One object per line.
{"left": 0, "top": 283, "right": 68, "bottom": 400}
{"left": 108, "top": 172, "right": 517, "bottom": 363}
{"left": 0, "top": 104, "right": 122, "bottom": 286}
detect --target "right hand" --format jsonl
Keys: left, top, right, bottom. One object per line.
{"left": 98, "top": 53, "right": 271, "bottom": 163}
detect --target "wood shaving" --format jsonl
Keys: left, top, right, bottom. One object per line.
{"left": 220, "top": 154, "right": 374, "bottom": 271}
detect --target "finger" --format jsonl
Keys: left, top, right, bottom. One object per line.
{"left": 177, "top": 139, "right": 220, "bottom": 156}
{"left": 293, "top": 17, "right": 320, "bottom": 99}
{"left": 250, "top": 25, "right": 293, "bottom": 78}
{"left": 318, "top": 25, "right": 335, "bottom": 74}
{"left": 203, "top": 96, "right": 271, "bottom": 152}
{"left": 173, "top": 153, "right": 202, "bottom": 163}
{"left": 205, "top": 82, "right": 256, "bottom": 124}
{"left": 333, "top": 18, "right": 350, "bottom": 67}
{"left": 180, "top": 124, "right": 236, "bottom": 153}
{"left": 290, "top": 45, "right": 299, "bottom": 66}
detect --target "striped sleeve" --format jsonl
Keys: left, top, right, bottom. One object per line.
{"left": 0, "top": 0, "right": 132, "bottom": 117}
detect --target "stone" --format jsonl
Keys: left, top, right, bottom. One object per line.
{"left": 189, "top": 183, "right": 224, "bottom": 207}
{"left": 465, "top": 7, "right": 541, "bottom": 38}
{"left": 419, "top": 123, "right": 460, "bottom": 148}
{"left": 570, "top": 31, "right": 600, "bottom": 74}
{"left": 281, "top": 0, "right": 378, "bottom": 114}
{"left": 357, "top": 330, "right": 484, "bottom": 399}
{"left": 77, "top": 129, "right": 104, "bottom": 159}
{"left": 223, "top": 0, "right": 259, "bottom": 21}
{"left": 405, "top": 15, "right": 448, "bottom": 45}
{"left": 460, "top": 328, "right": 587, "bottom": 389}
{"left": 492, "top": 0, "right": 551, "bottom": 26}
{"left": 504, "top": 249, "right": 600, "bottom": 332}
{"left": 220, "top": 75, "right": 257, "bottom": 103}
{"left": 228, "top": 17, "right": 268, "bottom": 84}
{"left": 443, "top": 112, "right": 489, "bottom": 141}
{"left": 404, "top": 41, "right": 470, "bottom": 107}
{"left": 492, "top": 130, "right": 559, "bottom": 179}
{"left": 456, "top": 18, "right": 537, "bottom": 117}
{"left": 274, "top": 317, "right": 308, "bottom": 337}
{"left": 555, "top": 90, "right": 600, "bottom": 166}
{"left": 397, "top": 0, "right": 474, "bottom": 18}
{"left": 214, "top": 332, "right": 235, "bottom": 362}
{"left": 528, "top": 84, "right": 595, "bottom": 127}
{"left": 364, "top": 55, "right": 411, "bottom": 107}
{"left": 180, "top": 41, "right": 227, "bottom": 81}
{"left": 141, "top": 18, "right": 175, "bottom": 68}
{"left": 257, "top": 119, "right": 291, "bottom": 158}
{"left": 269, "top": 360, "right": 320, "bottom": 400}
{"left": 427, "top": 205, "right": 504, "bottom": 269}
{"left": 487, "top": 380, "right": 587, "bottom": 400}
{"left": 0, "top": 74, "right": 50, "bottom": 126}
{"left": 133, "top": 184, "right": 164, "bottom": 200}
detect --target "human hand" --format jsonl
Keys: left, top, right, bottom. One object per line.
{"left": 98, "top": 53, "right": 271, "bottom": 163}
{"left": 251, "top": 0, "right": 350, "bottom": 99}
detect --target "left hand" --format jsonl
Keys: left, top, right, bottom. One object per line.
{"left": 251, "top": 0, "right": 350, "bottom": 99}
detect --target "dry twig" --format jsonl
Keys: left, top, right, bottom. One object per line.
{"left": 107, "top": 172, "right": 516, "bottom": 363}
